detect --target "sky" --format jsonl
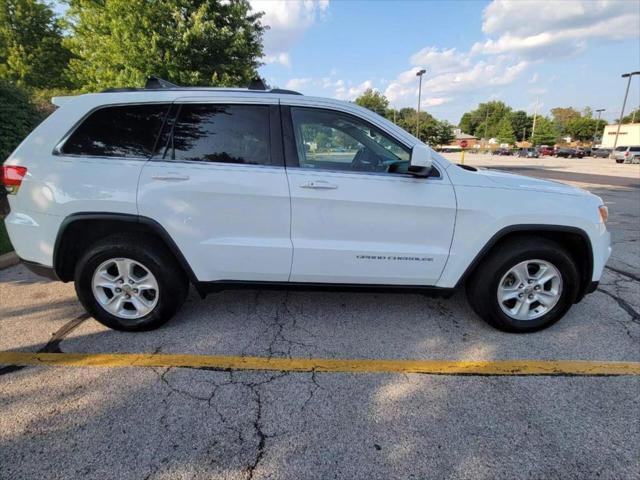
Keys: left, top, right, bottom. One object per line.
{"left": 250, "top": 0, "right": 640, "bottom": 124}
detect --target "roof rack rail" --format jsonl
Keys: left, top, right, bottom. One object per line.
{"left": 99, "top": 75, "right": 303, "bottom": 95}
{"left": 145, "top": 76, "right": 179, "bottom": 89}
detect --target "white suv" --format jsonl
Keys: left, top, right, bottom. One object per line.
{"left": 2, "top": 78, "right": 611, "bottom": 333}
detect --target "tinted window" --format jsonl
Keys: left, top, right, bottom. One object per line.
{"left": 169, "top": 104, "right": 270, "bottom": 165}
{"left": 290, "top": 107, "right": 410, "bottom": 174}
{"left": 62, "top": 104, "right": 169, "bottom": 157}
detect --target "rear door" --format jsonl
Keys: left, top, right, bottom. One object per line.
{"left": 137, "top": 99, "right": 292, "bottom": 282}
{"left": 282, "top": 105, "right": 456, "bottom": 285}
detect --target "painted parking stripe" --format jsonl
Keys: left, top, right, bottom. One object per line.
{"left": 1, "top": 351, "right": 639, "bottom": 376}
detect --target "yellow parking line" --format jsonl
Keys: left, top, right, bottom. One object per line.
{"left": 1, "top": 351, "right": 639, "bottom": 376}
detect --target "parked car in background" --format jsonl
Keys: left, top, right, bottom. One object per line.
{"left": 592, "top": 148, "right": 612, "bottom": 158}
{"left": 578, "top": 148, "right": 591, "bottom": 157}
{"left": 492, "top": 148, "right": 512, "bottom": 156}
{"left": 555, "top": 148, "right": 585, "bottom": 158}
{"left": 537, "top": 146, "right": 555, "bottom": 156}
{"left": 516, "top": 148, "right": 539, "bottom": 158}
{"left": 612, "top": 146, "right": 640, "bottom": 164}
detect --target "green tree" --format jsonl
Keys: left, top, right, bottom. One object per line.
{"left": 458, "top": 101, "right": 512, "bottom": 139}
{"left": 496, "top": 117, "right": 516, "bottom": 144}
{"left": 65, "top": 0, "right": 265, "bottom": 90}
{"left": 0, "top": 0, "right": 71, "bottom": 88}
{"left": 0, "top": 79, "right": 44, "bottom": 161}
{"left": 619, "top": 108, "right": 640, "bottom": 124}
{"left": 354, "top": 88, "right": 389, "bottom": 117}
{"left": 550, "top": 107, "right": 581, "bottom": 135}
{"left": 531, "top": 117, "right": 558, "bottom": 145}
{"left": 509, "top": 110, "right": 533, "bottom": 141}
{"left": 566, "top": 117, "right": 607, "bottom": 142}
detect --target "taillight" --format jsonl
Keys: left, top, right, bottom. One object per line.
{"left": 1, "top": 165, "right": 28, "bottom": 194}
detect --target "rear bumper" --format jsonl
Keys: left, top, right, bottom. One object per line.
{"left": 22, "top": 260, "right": 59, "bottom": 281}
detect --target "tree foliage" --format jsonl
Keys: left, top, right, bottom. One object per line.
{"left": 550, "top": 107, "right": 581, "bottom": 135}
{"left": 619, "top": 108, "right": 640, "bottom": 124}
{"left": 354, "top": 88, "right": 389, "bottom": 116}
{"left": 496, "top": 117, "right": 516, "bottom": 144}
{"left": 458, "top": 101, "right": 513, "bottom": 139}
{"left": 0, "top": 0, "right": 71, "bottom": 88}
{"left": 531, "top": 117, "right": 558, "bottom": 145}
{"left": 0, "top": 79, "right": 44, "bottom": 161}
{"left": 65, "top": 0, "right": 265, "bottom": 90}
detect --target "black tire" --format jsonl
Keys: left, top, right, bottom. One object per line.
{"left": 466, "top": 237, "right": 579, "bottom": 333}
{"left": 615, "top": 159, "right": 623, "bottom": 164}
{"left": 74, "top": 233, "right": 189, "bottom": 331}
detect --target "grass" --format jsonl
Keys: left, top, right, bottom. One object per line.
{"left": 0, "top": 219, "right": 13, "bottom": 255}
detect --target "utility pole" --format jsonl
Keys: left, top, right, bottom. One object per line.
{"left": 530, "top": 97, "right": 539, "bottom": 144}
{"left": 484, "top": 110, "right": 489, "bottom": 144}
{"left": 592, "top": 109, "right": 605, "bottom": 145}
{"left": 415, "top": 69, "right": 426, "bottom": 139}
{"left": 613, "top": 72, "right": 640, "bottom": 152}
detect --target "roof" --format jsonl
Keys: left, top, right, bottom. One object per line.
{"left": 455, "top": 132, "right": 477, "bottom": 140}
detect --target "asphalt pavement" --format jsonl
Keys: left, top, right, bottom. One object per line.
{"left": 1, "top": 155, "right": 639, "bottom": 480}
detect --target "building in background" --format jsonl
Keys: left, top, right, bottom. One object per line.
{"left": 601, "top": 123, "right": 640, "bottom": 148}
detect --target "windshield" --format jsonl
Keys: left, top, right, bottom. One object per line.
{"left": 615, "top": 146, "right": 627, "bottom": 151}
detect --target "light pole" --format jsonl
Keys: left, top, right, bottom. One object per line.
{"left": 612, "top": 71, "right": 640, "bottom": 152}
{"left": 592, "top": 108, "right": 605, "bottom": 145}
{"left": 415, "top": 69, "right": 426, "bottom": 139}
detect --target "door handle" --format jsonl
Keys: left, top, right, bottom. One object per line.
{"left": 299, "top": 180, "right": 338, "bottom": 190}
{"left": 151, "top": 174, "right": 190, "bottom": 181}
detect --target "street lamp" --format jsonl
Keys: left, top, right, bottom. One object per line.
{"left": 612, "top": 71, "right": 640, "bottom": 151}
{"left": 415, "top": 69, "right": 426, "bottom": 138}
{"left": 592, "top": 108, "right": 605, "bottom": 145}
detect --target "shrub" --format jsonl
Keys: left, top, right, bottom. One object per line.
{"left": 0, "top": 80, "right": 43, "bottom": 162}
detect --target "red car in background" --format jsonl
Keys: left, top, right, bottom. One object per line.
{"left": 538, "top": 146, "right": 555, "bottom": 156}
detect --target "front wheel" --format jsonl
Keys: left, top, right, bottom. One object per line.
{"left": 74, "top": 234, "right": 189, "bottom": 331}
{"left": 466, "top": 237, "right": 579, "bottom": 332}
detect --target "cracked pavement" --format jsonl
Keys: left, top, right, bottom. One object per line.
{"left": 1, "top": 156, "right": 639, "bottom": 479}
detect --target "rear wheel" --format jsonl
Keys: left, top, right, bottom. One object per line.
{"left": 74, "top": 234, "right": 188, "bottom": 331}
{"left": 466, "top": 237, "right": 579, "bottom": 333}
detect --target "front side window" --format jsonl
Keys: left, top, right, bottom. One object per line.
{"left": 168, "top": 104, "right": 270, "bottom": 165}
{"left": 290, "top": 107, "right": 410, "bottom": 174}
{"left": 61, "top": 104, "right": 169, "bottom": 158}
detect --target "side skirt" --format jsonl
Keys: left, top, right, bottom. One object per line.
{"left": 194, "top": 280, "right": 456, "bottom": 298}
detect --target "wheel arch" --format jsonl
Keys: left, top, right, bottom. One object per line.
{"left": 53, "top": 213, "right": 199, "bottom": 289}
{"left": 455, "top": 224, "right": 594, "bottom": 302}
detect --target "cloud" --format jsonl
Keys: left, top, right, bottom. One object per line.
{"left": 384, "top": 58, "right": 528, "bottom": 107}
{"left": 263, "top": 52, "right": 291, "bottom": 67}
{"left": 250, "top": 0, "right": 329, "bottom": 67}
{"left": 409, "top": 47, "right": 471, "bottom": 75}
{"left": 334, "top": 80, "right": 374, "bottom": 100}
{"left": 473, "top": 0, "right": 639, "bottom": 58}
{"left": 422, "top": 97, "right": 452, "bottom": 108}
{"left": 285, "top": 77, "right": 311, "bottom": 90}
{"left": 528, "top": 73, "right": 539, "bottom": 84}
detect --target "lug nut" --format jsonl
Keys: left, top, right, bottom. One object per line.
{"left": 518, "top": 293, "right": 524, "bottom": 298}
{"left": 115, "top": 288, "right": 121, "bottom": 293}
{"left": 528, "top": 279, "right": 534, "bottom": 284}
{"left": 133, "top": 289, "right": 138, "bottom": 294}
{"left": 125, "top": 294, "right": 131, "bottom": 299}
{"left": 534, "top": 285, "right": 541, "bottom": 291}
{"left": 528, "top": 294, "right": 534, "bottom": 299}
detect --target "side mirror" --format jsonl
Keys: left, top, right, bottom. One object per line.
{"left": 408, "top": 144, "right": 433, "bottom": 177}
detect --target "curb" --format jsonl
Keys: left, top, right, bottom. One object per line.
{"left": 0, "top": 252, "right": 19, "bottom": 270}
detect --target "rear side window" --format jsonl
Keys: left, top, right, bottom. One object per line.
{"left": 61, "top": 104, "right": 169, "bottom": 158}
{"left": 167, "top": 104, "right": 270, "bottom": 165}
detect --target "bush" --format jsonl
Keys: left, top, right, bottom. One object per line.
{"left": 0, "top": 80, "right": 44, "bottom": 162}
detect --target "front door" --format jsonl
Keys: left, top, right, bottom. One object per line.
{"left": 138, "top": 101, "right": 292, "bottom": 282}
{"left": 284, "top": 106, "right": 456, "bottom": 285}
